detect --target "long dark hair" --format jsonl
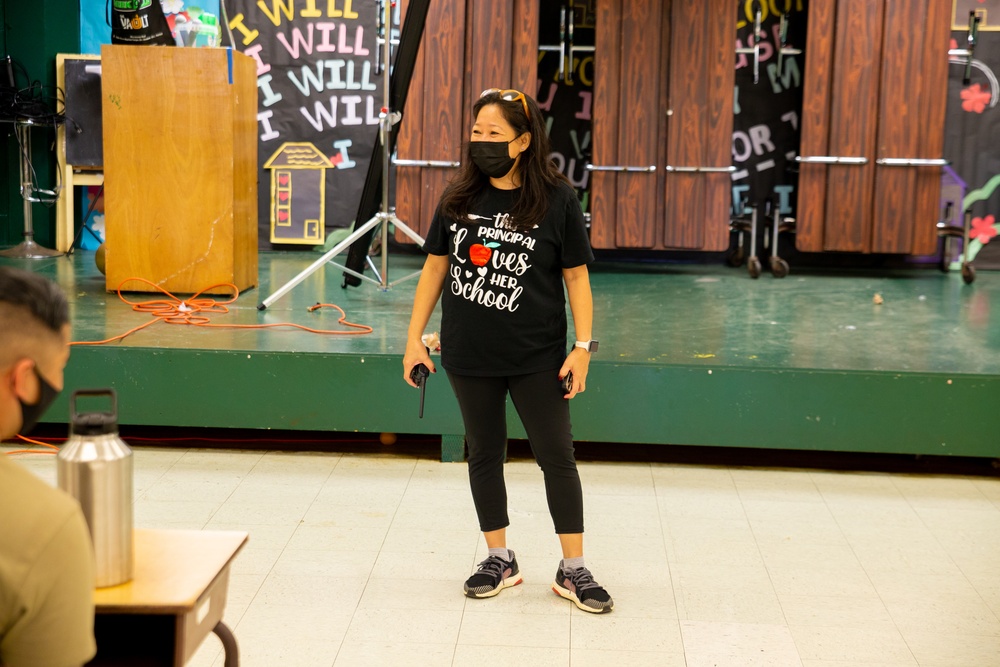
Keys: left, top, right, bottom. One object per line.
{"left": 438, "top": 91, "right": 569, "bottom": 233}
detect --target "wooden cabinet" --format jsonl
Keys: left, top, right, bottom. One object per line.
{"left": 590, "top": 0, "right": 735, "bottom": 251}
{"left": 396, "top": 0, "right": 734, "bottom": 252}
{"left": 394, "top": 0, "right": 950, "bottom": 258}
{"left": 102, "top": 46, "right": 258, "bottom": 295}
{"left": 797, "top": 0, "right": 951, "bottom": 254}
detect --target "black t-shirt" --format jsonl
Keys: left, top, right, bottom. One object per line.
{"left": 423, "top": 181, "right": 594, "bottom": 376}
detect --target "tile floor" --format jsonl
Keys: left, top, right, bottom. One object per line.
{"left": 4, "top": 444, "right": 1000, "bottom": 667}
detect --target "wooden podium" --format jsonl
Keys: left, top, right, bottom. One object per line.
{"left": 101, "top": 46, "right": 258, "bottom": 295}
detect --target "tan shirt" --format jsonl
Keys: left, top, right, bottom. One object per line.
{"left": 0, "top": 455, "right": 96, "bottom": 667}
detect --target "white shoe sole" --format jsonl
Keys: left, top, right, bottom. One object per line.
{"left": 465, "top": 574, "right": 523, "bottom": 599}
{"left": 552, "top": 581, "right": 614, "bottom": 613}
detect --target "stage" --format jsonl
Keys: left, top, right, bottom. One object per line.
{"left": 5, "top": 250, "right": 999, "bottom": 461}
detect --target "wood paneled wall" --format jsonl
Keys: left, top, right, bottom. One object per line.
{"left": 589, "top": 0, "right": 734, "bottom": 251}
{"left": 663, "top": 0, "right": 734, "bottom": 251}
{"left": 797, "top": 0, "right": 950, "bottom": 255}
{"left": 588, "top": 0, "right": 622, "bottom": 250}
{"left": 871, "top": 0, "right": 951, "bottom": 255}
{"left": 395, "top": 0, "right": 538, "bottom": 243}
{"left": 397, "top": 0, "right": 950, "bottom": 257}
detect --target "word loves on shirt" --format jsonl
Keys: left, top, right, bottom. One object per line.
{"left": 446, "top": 212, "right": 537, "bottom": 313}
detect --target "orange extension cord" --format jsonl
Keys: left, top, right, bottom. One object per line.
{"left": 4, "top": 434, "right": 61, "bottom": 456}
{"left": 4, "top": 278, "right": 374, "bottom": 457}
{"left": 70, "top": 277, "right": 373, "bottom": 346}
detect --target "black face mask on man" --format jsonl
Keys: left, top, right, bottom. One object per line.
{"left": 469, "top": 138, "right": 520, "bottom": 179}
{"left": 18, "top": 366, "right": 60, "bottom": 436}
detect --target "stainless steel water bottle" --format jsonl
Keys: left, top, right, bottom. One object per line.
{"left": 57, "top": 389, "right": 134, "bottom": 587}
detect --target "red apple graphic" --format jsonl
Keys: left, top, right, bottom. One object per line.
{"left": 469, "top": 240, "right": 501, "bottom": 266}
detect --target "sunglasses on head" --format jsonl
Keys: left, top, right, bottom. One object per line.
{"left": 481, "top": 88, "right": 530, "bottom": 122}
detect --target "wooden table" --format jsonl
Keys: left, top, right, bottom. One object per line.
{"left": 88, "top": 529, "right": 248, "bottom": 667}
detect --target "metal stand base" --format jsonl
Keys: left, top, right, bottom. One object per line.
{"left": 256, "top": 0, "right": 424, "bottom": 310}
{"left": 4, "top": 119, "right": 63, "bottom": 259}
{"left": 257, "top": 209, "right": 425, "bottom": 310}
{"left": 0, "top": 238, "right": 63, "bottom": 258}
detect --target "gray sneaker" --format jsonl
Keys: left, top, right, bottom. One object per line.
{"left": 552, "top": 565, "right": 614, "bottom": 613}
{"left": 464, "top": 552, "right": 523, "bottom": 598}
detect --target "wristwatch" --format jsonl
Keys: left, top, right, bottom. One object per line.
{"left": 574, "top": 340, "right": 599, "bottom": 353}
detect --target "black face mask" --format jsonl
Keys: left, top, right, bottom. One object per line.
{"left": 18, "top": 366, "right": 60, "bottom": 436}
{"left": 469, "top": 139, "right": 519, "bottom": 179}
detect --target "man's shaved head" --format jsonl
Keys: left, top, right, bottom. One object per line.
{"left": 0, "top": 268, "right": 71, "bottom": 438}
{"left": 0, "top": 267, "right": 69, "bottom": 368}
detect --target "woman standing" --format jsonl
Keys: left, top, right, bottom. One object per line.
{"left": 402, "top": 89, "right": 613, "bottom": 613}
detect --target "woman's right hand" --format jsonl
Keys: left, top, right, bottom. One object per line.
{"left": 403, "top": 339, "right": 436, "bottom": 387}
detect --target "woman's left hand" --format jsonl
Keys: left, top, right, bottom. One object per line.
{"left": 558, "top": 347, "right": 591, "bottom": 399}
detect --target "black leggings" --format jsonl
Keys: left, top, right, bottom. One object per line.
{"left": 446, "top": 369, "right": 584, "bottom": 534}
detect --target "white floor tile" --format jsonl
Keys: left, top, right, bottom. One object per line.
{"left": 133, "top": 499, "right": 220, "bottom": 528}
{"left": 210, "top": 499, "right": 313, "bottom": 525}
{"left": 335, "top": 641, "right": 454, "bottom": 667}
{"left": 767, "top": 563, "right": 878, "bottom": 598}
{"left": 271, "top": 548, "right": 378, "bottom": 579}
{"left": 657, "top": 487, "right": 749, "bottom": 520}
{"left": 681, "top": 620, "right": 801, "bottom": 663}
{"left": 357, "top": 577, "right": 467, "bottom": 612}
{"left": 253, "top": 572, "right": 367, "bottom": 609}
{"left": 458, "top": 610, "right": 569, "bottom": 648}
{"left": 572, "top": 615, "right": 684, "bottom": 652}
{"left": 899, "top": 630, "right": 1000, "bottom": 665}
{"left": 343, "top": 608, "right": 464, "bottom": 645}
{"left": 203, "top": 521, "right": 297, "bottom": 550}
{"left": 379, "top": 524, "right": 480, "bottom": 555}
{"left": 286, "top": 524, "right": 389, "bottom": 552}
{"left": 68, "top": 446, "right": 1000, "bottom": 666}
{"left": 799, "top": 662, "right": 915, "bottom": 667}
{"left": 778, "top": 594, "right": 895, "bottom": 630}
{"left": 664, "top": 515, "right": 756, "bottom": 543}
{"left": 464, "top": 582, "right": 568, "bottom": 615}
{"left": 570, "top": 648, "right": 685, "bottom": 667}
{"left": 140, "top": 477, "right": 240, "bottom": 503}
{"left": 233, "top": 602, "right": 352, "bottom": 666}
{"left": 577, "top": 461, "right": 656, "bottom": 496}
{"left": 452, "top": 644, "right": 568, "bottom": 667}
{"left": 790, "top": 625, "right": 916, "bottom": 663}
{"left": 679, "top": 588, "right": 784, "bottom": 625}
{"left": 371, "top": 550, "right": 476, "bottom": 581}
{"left": 883, "top": 593, "right": 1000, "bottom": 637}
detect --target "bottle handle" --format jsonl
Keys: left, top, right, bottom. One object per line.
{"left": 70, "top": 388, "right": 118, "bottom": 423}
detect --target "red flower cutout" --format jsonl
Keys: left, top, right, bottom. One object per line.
{"left": 971, "top": 215, "right": 997, "bottom": 244}
{"left": 961, "top": 84, "right": 991, "bottom": 114}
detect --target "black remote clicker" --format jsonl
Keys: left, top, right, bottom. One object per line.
{"left": 410, "top": 363, "right": 430, "bottom": 418}
{"left": 561, "top": 371, "right": 573, "bottom": 394}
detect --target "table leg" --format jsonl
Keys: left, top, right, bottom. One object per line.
{"left": 213, "top": 621, "right": 239, "bottom": 667}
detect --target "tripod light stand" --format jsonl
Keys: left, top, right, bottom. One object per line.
{"left": 257, "top": 0, "right": 428, "bottom": 310}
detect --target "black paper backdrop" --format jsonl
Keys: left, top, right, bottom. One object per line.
{"left": 226, "top": 0, "right": 381, "bottom": 249}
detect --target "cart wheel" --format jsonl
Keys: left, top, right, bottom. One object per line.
{"left": 748, "top": 257, "right": 762, "bottom": 279}
{"left": 770, "top": 257, "right": 790, "bottom": 278}
{"left": 727, "top": 246, "right": 745, "bottom": 267}
{"left": 962, "top": 263, "right": 976, "bottom": 285}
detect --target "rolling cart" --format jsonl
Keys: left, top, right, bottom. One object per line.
{"left": 937, "top": 201, "right": 975, "bottom": 284}
{"left": 729, "top": 196, "right": 795, "bottom": 279}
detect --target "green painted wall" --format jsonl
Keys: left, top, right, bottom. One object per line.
{"left": 0, "top": 0, "right": 80, "bottom": 246}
